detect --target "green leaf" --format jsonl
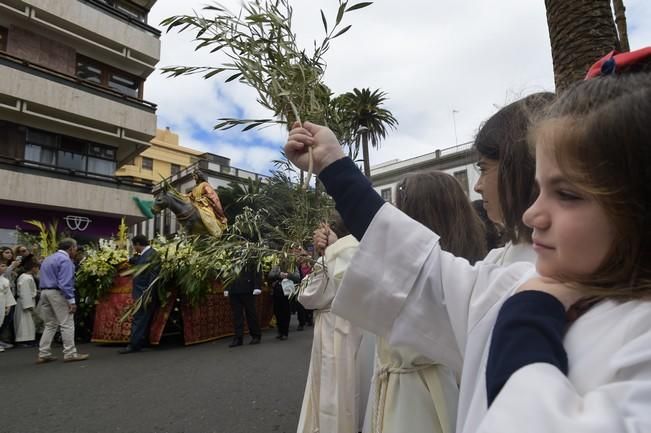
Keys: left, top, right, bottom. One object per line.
{"left": 332, "top": 24, "right": 352, "bottom": 38}
{"left": 242, "top": 122, "right": 266, "bottom": 131}
{"left": 346, "top": 2, "right": 373, "bottom": 12}
{"left": 320, "top": 10, "right": 328, "bottom": 33}
{"left": 336, "top": 2, "right": 346, "bottom": 25}
{"left": 203, "top": 68, "right": 226, "bottom": 79}
{"left": 225, "top": 72, "right": 243, "bottom": 82}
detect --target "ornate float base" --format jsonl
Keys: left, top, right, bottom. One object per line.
{"left": 91, "top": 277, "right": 273, "bottom": 345}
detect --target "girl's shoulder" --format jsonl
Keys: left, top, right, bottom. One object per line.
{"left": 482, "top": 242, "right": 536, "bottom": 266}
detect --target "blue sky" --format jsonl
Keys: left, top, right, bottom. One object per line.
{"left": 145, "top": 0, "right": 651, "bottom": 176}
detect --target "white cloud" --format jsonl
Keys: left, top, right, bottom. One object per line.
{"left": 146, "top": 0, "right": 649, "bottom": 173}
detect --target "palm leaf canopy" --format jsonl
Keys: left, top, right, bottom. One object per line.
{"left": 341, "top": 88, "right": 398, "bottom": 148}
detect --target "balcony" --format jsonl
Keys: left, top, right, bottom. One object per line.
{"left": 0, "top": 157, "right": 152, "bottom": 223}
{"left": 0, "top": 51, "right": 156, "bottom": 166}
{"left": 0, "top": 0, "right": 160, "bottom": 74}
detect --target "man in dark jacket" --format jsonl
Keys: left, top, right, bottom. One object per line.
{"left": 225, "top": 264, "right": 262, "bottom": 347}
{"left": 119, "top": 235, "right": 159, "bottom": 354}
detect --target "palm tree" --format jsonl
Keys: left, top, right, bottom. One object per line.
{"left": 544, "top": 0, "right": 622, "bottom": 92}
{"left": 339, "top": 88, "right": 398, "bottom": 178}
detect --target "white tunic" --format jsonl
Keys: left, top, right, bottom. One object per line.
{"left": 332, "top": 204, "right": 651, "bottom": 433}
{"left": 0, "top": 275, "right": 16, "bottom": 326}
{"left": 14, "top": 273, "right": 37, "bottom": 342}
{"left": 297, "top": 235, "right": 367, "bottom": 433}
{"left": 361, "top": 227, "right": 534, "bottom": 433}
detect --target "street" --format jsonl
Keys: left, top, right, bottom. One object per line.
{"left": 0, "top": 320, "right": 311, "bottom": 433}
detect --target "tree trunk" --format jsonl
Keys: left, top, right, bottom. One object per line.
{"left": 612, "top": 0, "right": 630, "bottom": 52}
{"left": 361, "top": 132, "right": 371, "bottom": 178}
{"left": 545, "top": 0, "right": 620, "bottom": 92}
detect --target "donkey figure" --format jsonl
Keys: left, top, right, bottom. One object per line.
{"left": 152, "top": 189, "right": 209, "bottom": 236}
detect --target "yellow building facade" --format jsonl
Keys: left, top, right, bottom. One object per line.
{"left": 115, "top": 127, "right": 202, "bottom": 183}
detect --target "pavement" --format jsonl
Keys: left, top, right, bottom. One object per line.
{"left": 0, "top": 320, "right": 312, "bottom": 433}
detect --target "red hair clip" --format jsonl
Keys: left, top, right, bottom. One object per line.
{"left": 585, "top": 47, "right": 651, "bottom": 79}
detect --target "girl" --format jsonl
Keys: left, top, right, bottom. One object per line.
{"left": 472, "top": 92, "right": 554, "bottom": 265}
{"left": 14, "top": 258, "right": 39, "bottom": 346}
{"left": 285, "top": 73, "right": 651, "bottom": 431}
{"left": 363, "top": 171, "right": 486, "bottom": 433}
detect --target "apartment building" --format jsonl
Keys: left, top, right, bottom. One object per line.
{"left": 115, "top": 127, "right": 204, "bottom": 184}
{"left": 0, "top": 0, "right": 160, "bottom": 244}
{"left": 370, "top": 142, "right": 480, "bottom": 204}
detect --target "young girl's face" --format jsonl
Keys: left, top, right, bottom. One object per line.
{"left": 1, "top": 250, "right": 12, "bottom": 260}
{"left": 523, "top": 140, "right": 615, "bottom": 279}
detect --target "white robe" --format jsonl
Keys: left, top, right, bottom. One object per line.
{"left": 0, "top": 275, "right": 16, "bottom": 326}
{"left": 332, "top": 204, "right": 651, "bottom": 433}
{"left": 297, "top": 235, "right": 370, "bottom": 433}
{"left": 14, "top": 273, "right": 37, "bottom": 342}
{"left": 360, "top": 228, "right": 534, "bottom": 433}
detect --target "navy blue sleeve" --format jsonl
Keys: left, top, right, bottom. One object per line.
{"left": 318, "top": 157, "right": 385, "bottom": 240}
{"left": 485, "top": 291, "right": 568, "bottom": 406}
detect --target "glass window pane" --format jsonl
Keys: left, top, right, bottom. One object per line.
{"left": 109, "top": 72, "right": 139, "bottom": 97}
{"left": 0, "top": 27, "right": 7, "bottom": 52}
{"left": 58, "top": 150, "right": 87, "bottom": 171}
{"left": 27, "top": 129, "right": 57, "bottom": 147}
{"left": 60, "top": 137, "right": 87, "bottom": 154}
{"left": 76, "top": 60, "right": 103, "bottom": 84}
{"left": 25, "top": 144, "right": 56, "bottom": 165}
{"left": 116, "top": 1, "right": 146, "bottom": 22}
{"left": 88, "top": 157, "right": 116, "bottom": 176}
{"left": 142, "top": 157, "right": 153, "bottom": 170}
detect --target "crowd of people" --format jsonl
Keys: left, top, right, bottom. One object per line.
{"left": 3, "top": 46, "right": 651, "bottom": 431}
{"left": 288, "top": 48, "right": 651, "bottom": 432}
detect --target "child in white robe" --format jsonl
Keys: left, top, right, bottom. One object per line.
{"left": 0, "top": 260, "right": 17, "bottom": 353}
{"left": 285, "top": 72, "right": 651, "bottom": 432}
{"left": 296, "top": 232, "right": 361, "bottom": 433}
{"left": 14, "top": 259, "right": 39, "bottom": 345}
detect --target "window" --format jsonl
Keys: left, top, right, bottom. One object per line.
{"left": 142, "top": 157, "right": 153, "bottom": 171}
{"left": 25, "top": 129, "right": 57, "bottom": 166}
{"left": 170, "top": 164, "right": 181, "bottom": 175}
{"left": 0, "top": 27, "right": 7, "bottom": 52}
{"left": 23, "top": 126, "right": 117, "bottom": 175}
{"left": 109, "top": 72, "right": 139, "bottom": 98}
{"left": 76, "top": 58, "right": 103, "bottom": 84}
{"left": 98, "top": 0, "right": 147, "bottom": 22}
{"left": 115, "top": 0, "right": 147, "bottom": 22}
{"left": 76, "top": 55, "right": 142, "bottom": 98}
{"left": 381, "top": 188, "right": 392, "bottom": 203}
{"left": 453, "top": 169, "right": 470, "bottom": 196}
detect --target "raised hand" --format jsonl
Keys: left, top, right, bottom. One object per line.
{"left": 285, "top": 121, "right": 346, "bottom": 175}
{"left": 313, "top": 223, "right": 338, "bottom": 256}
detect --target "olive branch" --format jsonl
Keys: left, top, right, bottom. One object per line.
{"left": 160, "top": 0, "right": 373, "bottom": 187}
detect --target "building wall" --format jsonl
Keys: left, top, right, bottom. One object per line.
{"left": 115, "top": 128, "right": 203, "bottom": 183}
{"left": 0, "top": 0, "right": 160, "bottom": 242}
{"left": 0, "top": 167, "right": 151, "bottom": 220}
{"left": 6, "top": 26, "right": 76, "bottom": 75}
{"left": 371, "top": 144, "right": 481, "bottom": 205}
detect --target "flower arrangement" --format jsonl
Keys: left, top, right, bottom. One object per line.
{"left": 76, "top": 238, "right": 129, "bottom": 302}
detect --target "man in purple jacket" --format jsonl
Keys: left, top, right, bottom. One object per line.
{"left": 37, "top": 238, "right": 89, "bottom": 363}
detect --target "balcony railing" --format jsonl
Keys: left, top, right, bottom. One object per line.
{"left": 79, "top": 0, "right": 161, "bottom": 37}
{"left": 0, "top": 154, "right": 153, "bottom": 191}
{"left": 0, "top": 50, "right": 157, "bottom": 112}
{"left": 153, "top": 159, "right": 270, "bottom": 193}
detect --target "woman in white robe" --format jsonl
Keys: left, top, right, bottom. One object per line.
{"left": 285, "top": 75, "right": 651, "bottom": 432}
{"left": 296, "top": 233, "right": 363, "bottom": 433}
{"left": 14, "top": 271, "right": 38, "bottom": 343}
